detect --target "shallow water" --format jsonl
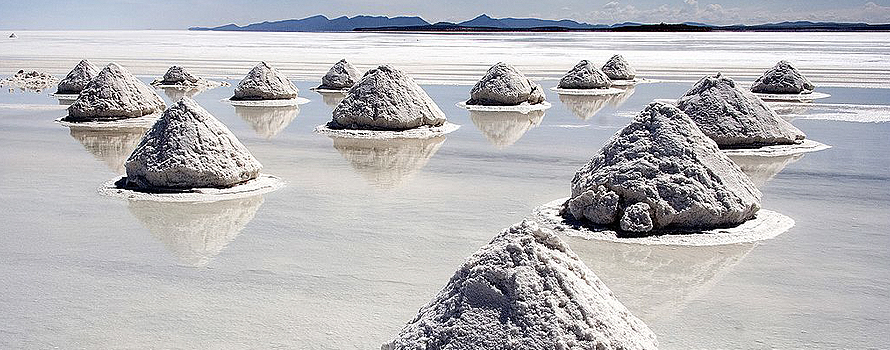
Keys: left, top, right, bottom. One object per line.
{"left": 1, "top": 32, "right": 889, "bottom": 349}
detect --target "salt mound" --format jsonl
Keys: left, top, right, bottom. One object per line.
{"left": 602, "top": 55, "right": 636, "bottom": 80}
{"left": 57, "top": 60, "right": 100, "bottom": 94}
{"left": 154, "top": 66, "right": 199, "bottom": 86}
{"left": 383, "top": 220, "right": 658, "bottom": 350}
{"left": 319, "top": 59, "right": 361, "bottom": 90}
{"left": 751, "top": 60, "right": 815, "bottom": 94}
{"left": 567, "top": 102, "right": 761, "bottom": 233}
{"left": 330, "top": 65, "right": 447, "bottom": 131}
{"left": 123, "top": 97, "right": 262, "bottom": 190}
{"left": 558, "top": 60, "right": 612, "bottom": 89}
{"left": 232, "top": 62, "right": 299, "bottom": 100}
{"left": 676, "top": 73, "right": 805, "bottom": 147}
{"left": 467, "top": 62, "right": 545, "bottom": 106}
{"left": 0, "top": 70, "right": 59, "bottom": 91}
{"left": 66, "top": 63, "right": 166, "bottom": 121}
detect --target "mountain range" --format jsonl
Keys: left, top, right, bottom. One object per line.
{"left": 190, "top": 14, "right": 890, "bottom": 32}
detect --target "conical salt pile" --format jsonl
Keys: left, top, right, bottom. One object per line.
{"left": 750, "top": 60, "right": 815, "bottom": 94}
{"left": 319, "top": 59, "right": 361, "bottom": 90}
{"left": 468, "top": 62, "right": 545, "bottom": 106}
{"left": 602, "top": 54, "right": 636, "bottom": 80}
{"left": 231, "top": 62, "right": 299, "bottom": 100}
{"left": 57, "top": 59, "right": 100, "bottom": 94}
{"left": 67, "top": 63, "right": 166, "bottom": 120}
{"left": 558, "top": 60, "right": 612, "bottom": 89}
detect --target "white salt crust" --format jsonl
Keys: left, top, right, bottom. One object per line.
{"left": 222, "top": 97, "right": 310, "bottom": 107}
{"left": 310, "top": 87, "right": 349, "bottom": 94}
{"left": 752, "top": 91, "right": 831, "bottom": 102}
{"left": 457, "top": 100, "right": 552, "bottom": 113}
{"left": 609, "top": 78, "right": 656, "bottom": 87}
{"left": 50, "top": 93, "right": 80, "bottom": 101}
{"left": 314, "top": 122, "right": 460, "bottom": 140}
{"left": 55, "top": 114, "right": 162, "bottom": 128}
{"left": 98, "top": 174, "right": 284, "bottom": 203}
{"left": 721, "top": 139, "right": 831, "bottom": 157}
{"left": 531, "top": 198, "right": 795, "bottom": 246}
{"left": 549, "top": 87, "right": 625, "bottom": 96}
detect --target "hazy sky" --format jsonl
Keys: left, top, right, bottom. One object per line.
{"left": 1, "top": 0, "right": 890, "bottom": 30}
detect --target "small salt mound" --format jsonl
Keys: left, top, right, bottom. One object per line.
{"left": 319, "top": 59, "right": 361, "bottom": 90}
{"left": 124, "top": 97, "right": 262, "bottom": 190}
{"left": 66, "top": 63, "right": 166, "bottom": 121}
{"left": 383, "top": 220, "right": 658, "bottom": 350}
{"left": 57, "top": 60, "right": 100, "bottom": 94}
{"left": 0, "top": 70, "right": 59, "bottom": 91}
{"left": 467, "top": 62, "right": 545, "bottom": 106}
{"left": 232, "top": 62, "right": 299, "bottom": 100}
{"left": 751, "top": 60, "right": 815, "bottom": 94}
{"left": 558, "top": 60, "right": 612, "bottom": 89}
{"left": 330, "top": 65, "right": 447, "bottom": 131}
{"left": 154, "top": 66, "right": 199, "bottom": 86}
{"left": 677, "top": 73, "right": 805, "bottom": 147}
{"left": 602, "top": 54, "right": 636, "bottom": 80}
{"left": 567, "top": 102, "right": 761, "bottom": 234}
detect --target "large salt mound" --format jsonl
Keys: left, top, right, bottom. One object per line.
{"left": 677, "top": 73, "right": 805, "bottom": 147}
{"left": 330, "top": 65, "right": 447, "bottom": 131}
{"left": 57, "top": 60, "right": 100, "bottom": 94}
{"left": 232, "top": 62, "right": 299, "bottom": 100}
{"left": 66, "top": 63, "right": 166, "bottom": 120}
{"left": 124, "top": 97, "right": 262, "bottom": 190}
{"left": 602, "top": 55, "right": 636, "bottom": 80}
{"left": 467, "top": 62, "right": 545, "bottom": 106}
{"left": 751, "top": 60, "right": 815, "bottom": 94}
{"left": 319, "top": 59, "right": 361, "bottom": 90}
{"left": 567, "top": 102, "right": 761, "bottom": 233}
{"left": 383, "top": 220, "right": 658, "bottom": 350}
{"left": 558, "top": 60, "right": 612, "bottom": 89}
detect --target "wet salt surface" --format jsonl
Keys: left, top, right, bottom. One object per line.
{"left": 0, "top": 76, "right": 888, "bottom": 348}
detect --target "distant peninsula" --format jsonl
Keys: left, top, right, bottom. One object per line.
{"left": 189, "top": 14, "right": 890, "bottom": 32}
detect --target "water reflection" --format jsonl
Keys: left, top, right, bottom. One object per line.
{"left": 567, "top": 237, "right": 756, "bottom": 323}
{"left": 728, "top": 153, "right": 805, "bottom": 187}
{"left": 159, "top": 86, "right": 203, "bottom": 101}
{"left": 329, "top": 136, "right": 446, "bottom": 188}
{"left": 67, "top": 126, "right": 148, "bottom": 174}
{"left": 557, "top": 87, "right": 635, "bottom": 120}
{"left": 317, "top": 91, "right": 347, "bottom": 107}
{"left": 468, "top": 110, "right": 545, "bottom": 148}
{"left": 234, "top": 105, "right": 300, "bottom": 139}
{"left": 128, "top": 195, "right": 264, "bottom": 267}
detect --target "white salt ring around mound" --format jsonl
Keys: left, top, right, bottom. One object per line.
{"left": 752, "top": 91, "right": 831, "bottom": 102}
{"left": 310, "top": 87, "right": 349, "bottom": 94}
{"left": 609, "top": 78, "right": 655, "bottom": 86}
{"left": 55, "top": 114, "right": 162, "bottom": 129}
{"left": 531, "top": 198, "right": 795, "bottom": 246}
{"left": 549, "top": 87, "right": 625, "bottom": 96}
{"left": 721, "top": 139, "right": 831, "bottom": 157}
{"left": 50, "top": 93, "right": 80, "bottom": 100}
{"left": 151, "top": 80, "right": 226, "bottom": 89}
{"left": 314, "top": 122, "right": 460, "bottom": 140}
{"left": 457, "top": 101, "right": 552, "bottom": 113}
{"left": 98, "top": 174, "right": 285, "bottom": 203}
{"left": 222, "top": 97, "right": 311, "bottom": 107}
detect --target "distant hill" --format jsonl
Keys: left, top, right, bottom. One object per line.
{"left": 190, "top": 15, "right": 429, "bottom": 32}
{"left": 190, "top": 15, "right": 890, "bottom": 32}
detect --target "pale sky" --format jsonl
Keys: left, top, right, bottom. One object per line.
{"left": 1, "top": 0, "right": 889, "bottom": 30}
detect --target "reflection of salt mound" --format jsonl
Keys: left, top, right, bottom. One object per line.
{"left": 57, "top": 60, "right": 99, "bottom": 94}
{"left": 559, "top": 94, "right": 610, "bottom": 120}
{"left": 602, "top": 54, "right": 636, "bottom": 80}
{"left": 469, "top": 109, "right": 544, "bottom": 148}
{"left": 68, "top": 126, "right": 148, "bottom": 174}
{"left": 728, "top": 153, "right": 804, "bottom": 187}
{"left": 468, "top": 62, "right": 545, "bottom": 106}
{"left": 329, "top": 135, "right": 445, "bottom": 188}
{"left": 128, "top": 195, "right": 264, "bottom": 267}
{"left": 331, "top": 65, "right": 446, "bottom": 131}
{"left": 160, "top": 86, "right": 201, "bottom": 101}
{"left": 677, "top": 73, "right": 805, "bottom": 148}
{"left": 567, "top": 237, "right": 755, "bottom": 322}
{"left": 124, "top": 97, "right": 263, "bottom": 190}
{"left": 384, "top": 220, "right": 658, "bottom": 350}
{"left": 751, "top": 60, "right": 814, "bottom": 94}
{"left": 235, "top": 105, "right": 300, "bottom": 139}
{"left": 67, "top": 63, "right": 166, "bottom": 121}
{"left": 567, "top": 102, "right": 761, "bottom": 233}
{"left": 232, "top": 62, "right": 299, "bottom": 100}
{"left": 320, "top": 91, "right": 346, "bottom": 107}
